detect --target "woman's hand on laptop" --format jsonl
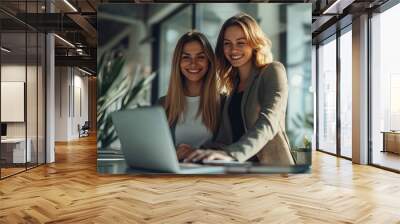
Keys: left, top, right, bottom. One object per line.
{"left": 183, "top": 149, "right": 234, "bottom": 163}
{"left": 176, "top": 144, "right": 195, "bottom": 161}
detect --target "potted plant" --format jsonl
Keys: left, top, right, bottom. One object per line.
{"left": 97, "top": 52, "right": 156, "bottom": 151}
{"left": 292, "top": 135, "right": 312, "bottom": 165}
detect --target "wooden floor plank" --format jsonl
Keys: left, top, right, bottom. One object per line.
{"left": 0, "top": 135, "right": 400, "bottom": 223}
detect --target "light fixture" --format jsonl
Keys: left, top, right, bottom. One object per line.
{"left": 1, "top": 47, "right": 11, "bottom": 53}
{"left": 322, "top": 0, "right": 341, "bottom": 14}
{"left": 78, "top": 67, "right": 93, "bottom": 76}
{"left": 322, "top": 0, "right": 354, "bottom": 15}
{"left": 76, "top": 48, "right": 86, "bottom": 55}
{"left": 63, "top": 0, "right": 78, "bottom": 12}
{"left": 54, "top": 34, "right": 75, "bottom": 48}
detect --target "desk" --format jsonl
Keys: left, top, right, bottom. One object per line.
{"left": 1, "top": 138, "right": 31, "bottom": 163}
{"left": 96, "top": 157, "right": 310, "bottom": 174}
{"left": 382, "top": 131, "right": 400, "bottom": 154}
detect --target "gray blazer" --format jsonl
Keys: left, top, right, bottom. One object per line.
{"left": 216, "top": 62, "right": 295, "bottom": 165}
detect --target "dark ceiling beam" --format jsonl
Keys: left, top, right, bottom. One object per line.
{"left": 312, "top": 15, "right": 335, "bottom": 33}
{"left": 86, "top": 0, "right": 97, "bottom": 12}
{"left": 0, "top": 8, "right": 37, "bottom": 31}
{"left": 55, "top": 55, "right": 96, "bottom": 72}
{"left": 9, "top": 13, "right": 83, "bottom": 32}
{"left": 312, "top": 14, "right": 352, "bottom": 44}
{"left": 55, "top": 47, "right": 97, "bottom": 57}
{"left": 312, "top": 0, "right": 356, "bottom": 35}
{"left": 50, "top": 0, "right": 97, "bottom": 47}
{"left": 311, "top": 0, "right": 359, "bottom": 41}
{"left": 66, "top": 13, "right": 97, "bottom": 47}
{"left": 322, "top": 0, "right": 356, "bottom": 14}
{"left": 0, "top": 18, "right": 28, "bottom": 31}
{"left": 3, "top": 12, "right": 96, "bottom": 48}
{"left": 52, "top": 0, "right": 78, "bottom": 13}
{"left": 311, "top": 0, "right": 390, "bottom": 43}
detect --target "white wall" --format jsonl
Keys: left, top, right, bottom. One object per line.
{"left": 1, "top": 64, "right": 46, "bottom": 163}
{"left": 1, "top": 65, "right": 26, "bottom": 140}
{"left": 55, "top": 67, "right": 89, "bottom": 141}
{"left": 55, "top": 66, "right": 69, "bottom": 141}
{"left": 1, "top": 65, "right": 38, "bottom": 137}
{"left": 1, "top": 65, "right": 26, "bottom": 81}
{"left": 72, "top": 73, "right": 89, "bottom": 138}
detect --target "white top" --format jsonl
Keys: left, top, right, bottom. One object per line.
{"left": 175, "top": 96, "right": 213, "bottom": 148}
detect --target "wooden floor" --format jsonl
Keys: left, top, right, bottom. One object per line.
{"left": 1, "top": 135, "right": 400, "bottom": 223}
{"left": 372, "top": 150, "right": 400, "bottom": 171}
{"left": 0, "top": 167, "right": 26, "bottom": 178}
{"left": 1, "top": 163, "right": 45, "bottom": 178}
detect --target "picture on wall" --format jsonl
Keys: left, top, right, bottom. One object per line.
{"left": 1, "top": 81, "right": 25, "bottom": 122}
{"left": 97, "top": 3, "right": 313, "bottom": 174}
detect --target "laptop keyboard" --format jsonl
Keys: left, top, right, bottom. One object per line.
{"left": 179, "top": 163, "right": 204, "bottom": 168}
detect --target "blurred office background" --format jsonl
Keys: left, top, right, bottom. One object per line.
{"left": 97, "top": 3, "right": 312, "bottom": 152}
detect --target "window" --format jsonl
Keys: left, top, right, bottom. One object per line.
{"left": 339, "top": 28, "right": 352, "bottom": 158}
{"left": 317, "top": 36, "right": 337, "bottom": 154}
{"left": 196, "top": 3, "right": 257, "bottom": 48}
{"left": 158, "top": 6, "right": 192, "bottom": 97}
{"left": 371, "top": 3, "right": 400, "bottom": 171}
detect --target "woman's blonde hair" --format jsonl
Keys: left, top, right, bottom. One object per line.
{"left": 164, "top": 31, "right": 220, "bottom": 133}
{"left": 215, "top": 13, "right": 273, "bottom": 94}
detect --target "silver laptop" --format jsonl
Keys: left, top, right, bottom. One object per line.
{"left": 111, "top": 106, "right": 224, "bottom": 174}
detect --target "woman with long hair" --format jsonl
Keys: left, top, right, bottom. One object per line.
{"left": 183, "top": 13, "right": 295, "bottom": 165}
{"left": 158, "top": 31, "right": 221, "bottom": 157}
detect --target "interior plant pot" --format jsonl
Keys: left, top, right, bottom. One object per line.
{"left": 293, "top": 147, "right": 312, "bottom": 165}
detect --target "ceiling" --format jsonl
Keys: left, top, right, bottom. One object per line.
{"left": 0, "top": 0, "right": 392, "bottom": 74}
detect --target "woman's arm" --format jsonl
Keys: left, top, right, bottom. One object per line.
{"left": 223, "top": 62, "right": 288, "bottom": 162}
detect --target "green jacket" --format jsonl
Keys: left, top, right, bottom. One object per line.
{"left": 216, "top": 62, "right": 295, "bottom": 165}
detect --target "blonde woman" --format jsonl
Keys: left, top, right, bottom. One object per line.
{"left": 183, "top": 13, "right": 295, "bottom": 165}
{"left": 158, "top": 31, "right": 221, "bottom": 159}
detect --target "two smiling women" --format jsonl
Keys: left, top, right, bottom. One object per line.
{"left": 159, "top": 13, "right": 295, "bottom": 166}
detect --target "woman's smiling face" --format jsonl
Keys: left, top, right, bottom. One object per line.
{"left": 180, "top": 40, "right": 209, "bottom": 83}
{"left": 223, "top": 25, "right": 253, "bottom": 69}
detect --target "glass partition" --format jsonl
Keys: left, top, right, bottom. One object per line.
{"left": 1, "top": 30, "right": 28, "bottom": 177}
{"left": 0, "top": 1, "right": 46, "bottom": 179}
